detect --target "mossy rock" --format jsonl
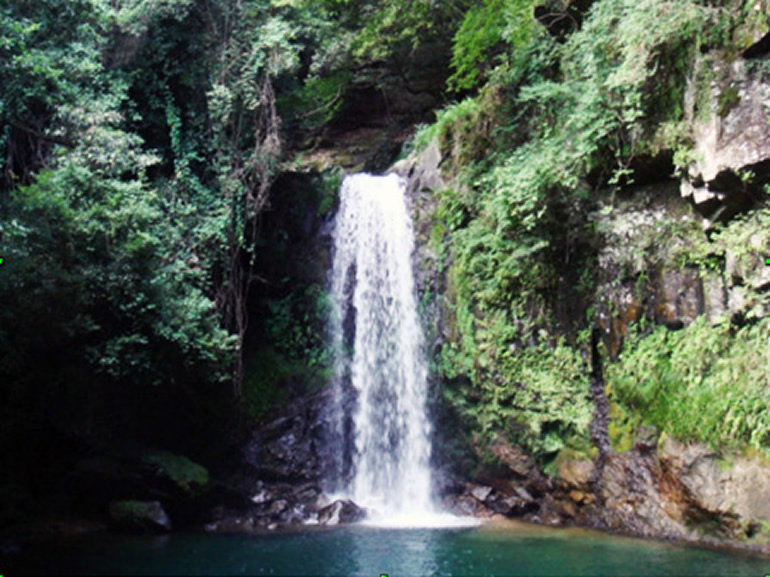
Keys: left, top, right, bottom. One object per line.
{"left": 139, "top": 451, "right": 209, "bottom": 498}
{"left": 108, "top": 500, "right": 171, "bottom": 532}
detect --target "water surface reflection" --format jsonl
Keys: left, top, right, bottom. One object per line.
{"left": 4, "top": 522, "right": 769, "bottom": 576}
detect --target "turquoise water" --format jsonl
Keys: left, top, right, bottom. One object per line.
{"left": 4, "top": 522, "right": 769, "bottom": 576}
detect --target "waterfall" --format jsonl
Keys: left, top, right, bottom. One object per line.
{"left": 327, "top": 173, "right": 434, "bottom": 519}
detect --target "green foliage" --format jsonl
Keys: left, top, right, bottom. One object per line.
{"left": 0, "top": 134, "right": 234, "bottom": 386}
{"left": 443, "top": 338, "right": 593, "bottom": 460}
{"left": 607, "top": 317, "right": 770, "bottom": 453}
{"left": 430, "top": 0, "right": 732, "bottom": 464}
{"left": 449, "top": 0, "right": 541, "bottom": 92}
{"left": 242, "top": 281, "right": 333, "bottom": 419}
{"left": 242, "top": 348, "right": 291, "bottom": 420}
{"left": 347, "top": 0, "right": 471, "bottom": 62}
{"left": 0, "top": 0, "right": 361, "bottom": 445}
{"left": 448, "top": 0, "right": 507, "bottom": 91}
{"left": 711, "top": 207, "right": 770, "bottom": 266}
{"left": 0, "top": 0, "right": 110, "bottom": 184}
{"left": 316, "top": 169, "right": 342, "bottom": 217}
{"left": 265, "top": 284, "right": 332, "bottom": 377}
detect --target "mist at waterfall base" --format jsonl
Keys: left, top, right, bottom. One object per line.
{"left": 324, "top": 173, "right": 474, "bottom": 528}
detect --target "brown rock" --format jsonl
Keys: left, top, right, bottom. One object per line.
{"left": 488, "top": 436, "right": 538, "bottom": 479}
{"left": 568, "top": 490, "right": 586, "bottom": 503}
{"left": 659, "top": 436, "right": 770, "bottom": 524}
{"left": 558, "top": 459, "right": 595, "bottom": 490}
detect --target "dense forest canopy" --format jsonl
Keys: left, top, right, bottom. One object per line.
{"left": 0, "top": 0, "right": 469, "bottom": 395}
{"left": 0, "top": 0, "right": 476, "bottom": 497}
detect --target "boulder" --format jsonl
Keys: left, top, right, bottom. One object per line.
{"left": 557, "top": 459, "right": 595, "bottom": 490}
{"left": 317, "top": 499, "right": 366, "bottom": 526}
{"left": 487, "top": 493, "right": 538, "bottom": 517}
{"left": 138, "top": 450, "right": 209, "bottom": 499}
{"left": 391, "top": 140, "right": 446, "bottom": 195}
{"left": 470, "top": 485, "right": 493, "bottom": 503}
{"left": 443, "top": 494, "right": 493, "bottom": 518}
{"left": 68, "top": 450, "right": 209, "bottom": 504}
{"left": 485, "top": 435, "right": 551, "bottom": 493}
{"left": 659, "top": 436, "right": 770, "bottom": 524}
{"left": 683, "top": 56, "right": 770, "bottom": 222}
{"left": 108, "top": 500, "right": 171, "bottom": 532}
{"left": 513, "top": 486, "right": 534, "bottom": 503}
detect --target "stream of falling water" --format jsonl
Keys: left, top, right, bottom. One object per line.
{"left": 327, "top": 173, "right": 447, "bottom": 525}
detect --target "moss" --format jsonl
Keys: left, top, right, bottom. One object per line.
{"left": 110, "top": 500, "right": 154, "bottom": 520}
{"left": 716, "top": 456, "right": 735, "bottom": 472}
{"left": 545, "top": 445, "right": 598, "bottom": 479}
{"left": 108, "top": 500, "right": 171, "bottom": 531}
{"left": 430, "top": 221, "right": 447, "bottom": 251}
{"left": 140, "top": 451, "right": 209, "bottom": 497}
{"left": 717, "top": 85, "right": 740, "bottom": 118}
{"left": 608, "top": 401, "right": 640, "bottom": 453}
{"left": 316, "top": 170, "right": 342, "bottom": 218}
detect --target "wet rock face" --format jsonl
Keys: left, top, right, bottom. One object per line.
{"left": 317, "top": 499, "right": 366, "bottom": 526}
{"left": 442, "top": 482, "right": 537, "bottom": 519}
{"left": 391, "top": 141, "right": 446, "bottom": 197}
{"left": 545, "top": 434, "right": 770, "bottom": 550}
{"left": 244, "top": 392, "right": 328, "bottom": 483}
{"left": 439, "top": 435, "right": 547, "bottom": 521}
{"left": 683, "top": 56, "right": 770, "bottom": 223}
{"left": 205, "top": 481, "right": 327, "bottom": 532}
{"left": 586, "top": 451, "right": 691, "bottom": 539}
{"left": 557, "top": 459, "right": 594, "bottom": 490}
{"left": 215, "top": 390, "right": 371, "bottom": 531}
{"left": 592, "top": 183, "right": 722, "bottom": 356}
{"left": 659, "top": 436, "right": 770, "bottom": 525}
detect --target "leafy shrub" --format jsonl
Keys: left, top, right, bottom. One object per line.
{"left": 431, "top": 0, "right": 726, "bottom": 464}
{"left": 443, "top": 338, "right": 593, "bottom": 461}
{"left": 607, "top": 317, "right": 770, "bottom": 453}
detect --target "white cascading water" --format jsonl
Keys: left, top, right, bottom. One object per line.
{"left": 327, "top": 173, "right": 435, "bottom": 523}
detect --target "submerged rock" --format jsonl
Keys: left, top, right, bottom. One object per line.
{"left": 108, "top": 500, "right": 171, "bottom": 532}
{"left": 317, "top": 499, "right": 366, "bottom": 525}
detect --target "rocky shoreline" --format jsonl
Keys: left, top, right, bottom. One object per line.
{"left": 7, "top": 379, "right": 769, "bottom": 560}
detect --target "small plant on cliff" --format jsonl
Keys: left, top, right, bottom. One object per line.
{"left": 607, "top": 317, "right": 770, "bottom": 454}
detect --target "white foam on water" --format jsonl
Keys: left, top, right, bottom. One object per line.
{"left": 360, "top": 512, "right": 483, "bottom": 529}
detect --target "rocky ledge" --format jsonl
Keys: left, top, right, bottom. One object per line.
{"left": 435, "top": 432, "right": 770, "bottom": 557}
{"left": 197, "top": 395, "right": 770, "bottom": 559}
